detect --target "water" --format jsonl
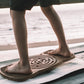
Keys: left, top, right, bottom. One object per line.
{"left": 0, "top": 3, "right": 84, "bottom": 46}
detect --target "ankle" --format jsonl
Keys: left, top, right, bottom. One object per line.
{"left": 19, "top": 60, "right": 30, "bottom": 67}
{"left": 59, "top": 45, "right": 70, "bottom": 52}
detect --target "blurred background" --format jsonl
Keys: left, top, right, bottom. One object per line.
{"left": 0, "top": 0, "right": 84, "bottom": 49}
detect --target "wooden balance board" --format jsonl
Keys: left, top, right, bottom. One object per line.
{"left": 0, "top": 54, "right": 84, "bottom": 83}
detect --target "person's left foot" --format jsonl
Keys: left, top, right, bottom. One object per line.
{"left": 5, "top": 61, "right": 32, "bottom": 74}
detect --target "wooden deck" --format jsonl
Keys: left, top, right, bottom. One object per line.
{"left": 0, "top": 44, "right": 84, "bottom": 84}
{"left": 0, "top": 1, "right": 84, "bottom": 84}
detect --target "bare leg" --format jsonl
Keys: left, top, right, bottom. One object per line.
{"left": 41, "top": 6, "right": 73, "bottom": 57}
{"left": 6, "top": 10, "right": 32, "bottom": 74}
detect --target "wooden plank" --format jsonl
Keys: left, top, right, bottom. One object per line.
{"left": 0, "top": 45, "right": 84, "bottom": 83}
{"left": 0, "top": 0, "right": 84, "bottom": 8}
{"left": 0, "top": 44, "right": 84, "bottom": 62}
{"left": 0, "top": 57, "right": 84, "bottom": 83}
{"left": 0, "top": 38, "right": 84, "bottom": 51}
{"left": 48, "top": 69, "right": 84, "bottom": 84}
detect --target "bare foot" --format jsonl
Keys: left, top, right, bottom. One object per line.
{"left": 5, "top": 61, "right": 32, "bottom": 74}
{"left": 44, "top": 48, "right": 74, "bottom": 57}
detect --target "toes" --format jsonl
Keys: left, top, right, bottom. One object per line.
{"left": 5, "top": 67, "right": 8, "bottom": 72}
{"left": 48, "top": 50, "right": 58, "bottom": 55}
{"left": 5, "top": 66, "right": 10, "bottom": 73}
{"left": 43, "top": 50, "right": 53, "bottom": 54}
{"left": 4, "top": 64, "right": 15, "bottom": 73}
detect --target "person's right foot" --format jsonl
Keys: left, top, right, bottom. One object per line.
{"left": 43, "top": 47, "right": 75, "bottom": 58}
{"left": 5, "top": 61, "right": 32, "bottom": 74}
